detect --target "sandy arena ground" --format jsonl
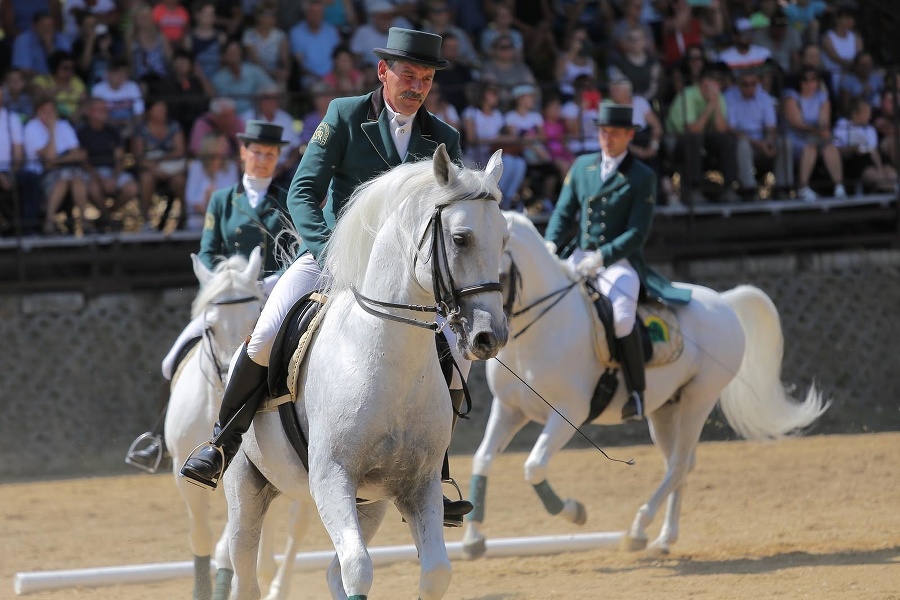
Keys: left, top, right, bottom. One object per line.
{"left": 2, "top": 432, "right": 899, "bottom": 599}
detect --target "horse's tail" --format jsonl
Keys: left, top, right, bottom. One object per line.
{"left": 718, "top": 285, "right": 828, "bottom": 440}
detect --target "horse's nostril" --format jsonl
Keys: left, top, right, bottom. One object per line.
{"left": 474, "top": 331, "right": 497, "bottom": 350}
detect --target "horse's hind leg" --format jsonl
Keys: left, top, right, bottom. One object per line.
{"left": 223, "top": 450, "right": 280, "bottom": 600}
{"left": 325, "top": 501, "right": 389, "bottom": 600}
{"left": 263, "top": 499, "right": 311, "bottom": 600}
{"left": 464, "top": 397, "right": 528, "bottom": 559}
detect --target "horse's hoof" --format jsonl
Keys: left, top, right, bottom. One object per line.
{"left": 559, "top": 499, "right": 587, "bottom": 526}
{"left": 646, "top": 541, "right": 671, "bottom": 557}
{"left": 620, "top": 535, "right": 648, "bottom": 552}
{"left": 462, "top": 530, "right": 487, "bottom": 560}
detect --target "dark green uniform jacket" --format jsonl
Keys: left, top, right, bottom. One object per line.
{"left": 544, "top": 152, "right": 691, "bottom": 305}
{"left": 287, "top": 87, "right": 462, "bottom": 261}
{"left": 198, "top": 180, "right": 291, "bottom": 277}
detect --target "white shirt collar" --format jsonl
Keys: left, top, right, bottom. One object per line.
{"left": 601, "top": 150, "right": 628, "bottom": 179}
{"left": 384, "top": 101, "right": 414, "bottom": 159}
{"left": 384, "top": 101, "right": 412, "bottom": 126}
{"left": 243, "top": 173, "right": 272, "bottom": 209}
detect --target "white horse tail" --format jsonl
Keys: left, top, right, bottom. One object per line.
{"left": 718, "top": 285, "right": 828, "bottom": 440}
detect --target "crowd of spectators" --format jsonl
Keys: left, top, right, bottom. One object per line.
{"left": 0, "top": 0, "right": 895, "bottom": 237}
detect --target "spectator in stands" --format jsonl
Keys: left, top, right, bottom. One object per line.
{"left": 189, "top": 97, "right": 245, "bottom": 159}
{"left": 752, "top": 8, "right": 801, "bottom": 77}
{"left": 0, "top": 85, "right": 24, "bottom": 235}
{"left": 749, "top": 0, "right": 779, "bottom": 29}
{"left": 62, "top": 0, "right": 119, "bottom": 41}
{"left": 480, "top": 34, "right": 536, "bottom": 106}
{"left": 783, "top": 0, "right": 826, "bottom": 44}
{"left": 321, "top": 0, "right": 359, "bottom": 36}
{"left": 77, "top": 97, "right": 138, "bottom": 231}
{"left": 665, "top": 63, "right": 740, "bottom": 203}
{"left": 450, "top": 0, "right": 488, "bottom": 43}
{"left": 556, "top": 27, "right": 598, "bottom": 104}
{"left": 505, "top": 83, "right": 555, "bottom": 210}
{"left": 718, "top": 18, "right": 771, "bottom": 72}
{"left": 183, "top": 132, "right": 239, "bottom": 231}
{"left": 350, "top": 2, "right": 406, "bottom": 69}
{"left": 323, "top": 45, "right": 364, "bottom": 95}
{"left": 840, "top": 51, "right": 884, "bottom": 115}
{"left": 132, "top": 98, "right": 187, "bottom": 229}
{"left": 3, "top": 68, "right": 32, "bottom": 120}
{"left": 480, "top": 2, "right": 524, "bottom": 58}
{"left": 668, "top": 43, "right": 708, "bottom": 102}
{"left": 724, "top": 68, "right": 792, "bottom": 196}
{"left": 551, "top": 0, "right": 615, "bottom": 49}
{"left": 541, "top": 92, "right": 575, "bottom": 201}
{"left": 782, "top": 67, "right": 845, "bottom": 201}
{"left": 289, "top": 0, "right": 342, "bottom": 88}
{"left": 241, "top": 84, "right": 299, "bottom": 187}
{"left": 74, "top": 14, "right": 119, "bottom": 88}
{"left": 607, "top": 25, "right": 660, "bottom": 101}
{"left": 127, "top": 2, "right": 172, "bottom": 82}
{"left": 152, "top": 0, "right": 190, "bottom": 46}
{"left": 790, "top": 42, "right": 832, "bottom": 96}
{"left": 32, "top": 51, "right": 87, "bottom": 122}
{"left": 562, "top": 74, "right": 603, "bottom": 156}
{"left": 12, "top": 10, "right": 72, "bottom": 78}
{"left": 608, "top": 78, "right": 665, "bottom": 189}
{"left": 423, "top": 81, "right": 460, "bottom": 129}
{"left": 613, "top": 0, "right": 657, "bottom": 56}
{"left": 873, "top": 88, "right": 897, "bottom": 166}
{"left": 661, "top": 0, "right": 724, "bottom": 69}
{"left": 183, "top": 1, "right": 226, "bottom": 81}
{"left": 242, "top": 2, "right": 290, "bottom": 87}
{"left": 433, "top": 32, "right": 474, "bottom": 115}
{"left": 462, "top": 82, "right": 528, "bottom": 209}
{"left": 91, "top": 57, "right": 145, "bottom": 138}
{"left": 422, "top": 0, "right": 479, "bottom": 68}
{"left": 157, "top": 50, "right": 213, "bottom": 138}
{"left": 23, "top": 94, "right": 90, "bottom": 235}
{"left": 212, "top": 39, "right": 276, "bottom": 115}
{"left": 820, "top": 4, "right": 862, "bottom": 92}
{"left": 297, "top": 80, "right": 335, "bottom": 155}
{"left": 523, "top": 17, "right": 559, "bottom": 84}
{"left": 833, "top": 97, "right": 897, "bottom": 194}
{"left": 0, "top": 0, "right": 61, "bottom": 40}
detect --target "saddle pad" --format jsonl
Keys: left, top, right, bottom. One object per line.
{"left": 170, "top": 342, "right": 201, "bottom": 390}
{"left": 287, "top": 293, "right": 328, "bottom": 401}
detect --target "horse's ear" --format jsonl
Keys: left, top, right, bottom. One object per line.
{"left": 433, "top": 143, "right": 456, "bottom": 186}
{"left": 191, "top": 253, "right": 214, "bottom": 286}
{"left": 486, "top": 149, "right": 504, "bottom": 185}
{"left": 244, "top": 246, "right": 263, "bottom": 281}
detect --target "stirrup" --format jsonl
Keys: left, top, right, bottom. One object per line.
{"left": 180, "top": 441, "right": 226, "bottom": 491}
{"left": 125, "top": 433, "right": 163, "bottom": 474}
{"left": 442, "top": 477, "right": 464, "bottom": 501}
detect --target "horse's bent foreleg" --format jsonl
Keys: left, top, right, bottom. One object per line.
{"left": 224, "top": 451, "right": 279, "bottom": 600}
{"left": 464, "top": 397, "right": 528, "bottom": 559}
{"left": 399, "top": 481, "right": 452, "bottom": 600}
{"left": 525, "top": 412, "right": 585, "bottom": 525}
{"left": 263, "top": 499, "right": 311, "bottom": 600}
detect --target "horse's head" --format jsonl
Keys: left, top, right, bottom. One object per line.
{"left": 421, "top": 145, "right": 510, "bottom": 360}
{"left": 190, "top": 247, "right": 265, "bottom": 351}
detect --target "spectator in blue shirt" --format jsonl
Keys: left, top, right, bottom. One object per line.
{"left": 783, "top": 0, "right": 827, "bottom": 43}
{"left": 211, "top": 38, "right": 275, "bottom": 114}
{"left": 725, "top": 68, "right": 792, "bottom": 195}
{"left": 840, "top": 51, "right": 884, "bottom": 115}
{"left": 289, "top": 0, "right": 341, "bottom": 88}
{"left": 12, "top": 11, "right": 72, "bottom": 78}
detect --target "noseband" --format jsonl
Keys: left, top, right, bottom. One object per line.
{"left": 352, "top": 201, "right": 503, "bottom": 332}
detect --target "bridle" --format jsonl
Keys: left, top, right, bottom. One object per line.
{"left": 502, "top": 252, "right": 579, "bottom": 340}
{"left": 200, "top": 293, "right": 263, "bottom": 388}
{"left": 351, "top": 201, "right": 503, "bottom": 333}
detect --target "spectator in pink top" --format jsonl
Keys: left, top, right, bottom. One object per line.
{"left": 188, "top": 96, "right": 245, "bottom": 160}
{"left": 152, "top": 0, "right": 190, "bottom": 45}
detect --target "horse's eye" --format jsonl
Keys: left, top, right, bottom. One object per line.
{"left": 452, "top": 233, "right": 469, "bottom": 247}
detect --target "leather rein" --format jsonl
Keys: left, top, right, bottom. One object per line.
{"left": 351, "top": 201, "right": 503, "bottom": 333}
{"left": 502, "top": 253, "right": 579, "bottom": 340}
{"left": 201, "top": 294, "right": 263, "bottom": 388}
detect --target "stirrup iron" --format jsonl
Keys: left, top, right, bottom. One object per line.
{"left": 180, "top": 440, "right": 226, "bottom": 491}
{"left": 124, "top": 433, "right": 163, "bottom": 474}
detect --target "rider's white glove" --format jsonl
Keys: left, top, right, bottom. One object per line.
{"left": 544, "top": 240, "right": 558, "bottom": 255}
{"left": 576, "top": 252, "right": 605, "bottom": 278}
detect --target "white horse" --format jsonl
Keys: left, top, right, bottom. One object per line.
{"left": 462, "top": 212, "right": 828, "bottom": 558}
{"left": 164, "top": 248, "right": 304, "bottom": 600}
{"left": 222, "top": 145, "right": 509, "bottom": 600}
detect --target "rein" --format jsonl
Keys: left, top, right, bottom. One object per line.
{"left": 200, "top": 294, "right": 263, "bottom": 388}
{"left": 350, "top": 202, "right": 502, "bottom": 332}
{"left": 503, "top": 254, "right": 579, "bottom": 340}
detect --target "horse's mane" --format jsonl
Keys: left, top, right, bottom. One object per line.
{"left": 191, "top": 254, "right": 263, "bottom": 318}
{"left": 503, "top": 211, "right": 578, "bottom": 282}
{"left": 322, "top": 157, "right": 501, "bottom": 297}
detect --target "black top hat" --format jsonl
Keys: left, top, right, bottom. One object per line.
{"left": 236, "top": 120, "right": 289, "bottom": 146}
{"left": 373, "top": 27, "right": 450, "bottom": 70}
{"left": 593, "top": 102, "right": 639, "bottom": 130}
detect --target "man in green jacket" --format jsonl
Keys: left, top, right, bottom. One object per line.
{"left": 545, "top": 102, "right": 692, "bottom": 423}
{"left": 181, "top": 28, "right": 475, "bottom": 527}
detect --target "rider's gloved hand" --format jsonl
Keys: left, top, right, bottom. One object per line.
{"left": 576, "top": 252, "right": 605, "bottom": 278}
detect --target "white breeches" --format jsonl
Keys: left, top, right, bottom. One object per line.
{"left": 567, "top": 250, "right": 639, "bottom": 339}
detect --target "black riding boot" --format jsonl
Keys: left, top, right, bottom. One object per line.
{"left": 618, "top": 326, "right": 646, "bottom": 422}
{"left": 442, "top": 388, "right": 474, "bottom": 527}
{"left": 180, "top": 342, "right": 268, "bottom": 490}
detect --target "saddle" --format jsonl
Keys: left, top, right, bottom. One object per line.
{"left": 169, "top": 336, "right": 202, "bottom": 390}
{"left": 579, "top": 280, "right": 685, "bottom": 424}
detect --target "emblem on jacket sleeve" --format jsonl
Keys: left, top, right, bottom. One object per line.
{"left": 311, "top": 122, "right": 331, "bottom": 147}
{"left": 204, "top": 212, "right": 215, "bottom": 230}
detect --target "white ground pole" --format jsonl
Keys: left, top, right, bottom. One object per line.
{"left": 14, "top": 531, "right": 624, "bottom": 595}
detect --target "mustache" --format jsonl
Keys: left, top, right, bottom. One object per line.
{"left": 399, "top": 91, "right": 425, "bottom": 101}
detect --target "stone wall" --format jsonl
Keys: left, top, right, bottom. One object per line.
{"left": 3, "top": 250, "right": 899, "bottom": 482}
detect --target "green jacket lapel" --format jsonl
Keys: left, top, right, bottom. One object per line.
{"left": 360, "top": 88, "right": 400, "bottom": 167}
{"left": 406, "top": 122, "right": 438, "bottom": 162}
